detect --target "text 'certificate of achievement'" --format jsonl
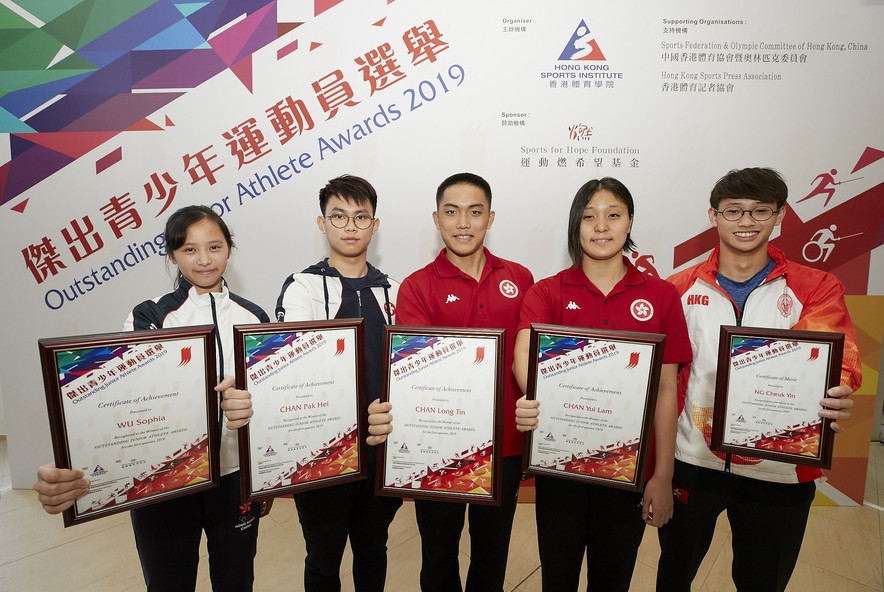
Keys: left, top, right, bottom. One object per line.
{"left": 378, "top": 327, "right": 504, "bottom": 505}
{"left": 234, "top": 320, "right": 366, "bottom": 502}
{"left": 712, "top": 326, "right": 844, "bottom": 468}
{"left": 523, "top": 324, "right": 665, "bottom": 492}
{"left": 39, "top": 326, "right": 219, "bottom": 527}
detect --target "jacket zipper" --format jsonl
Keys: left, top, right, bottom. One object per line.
{"left": 210, "top": 293, "right": 224, "bottom": 447}
{"left": 720, "top": 272, "right": 780, "bottom": 473}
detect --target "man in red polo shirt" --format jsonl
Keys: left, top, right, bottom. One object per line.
{"left": 367, "top": 172, "right": 533, "bottom": 592}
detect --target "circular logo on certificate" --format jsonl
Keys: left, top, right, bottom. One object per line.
{"left": 777, "top": 294, "right": 793, "bottom": 318}
{"left": 499, "top": 279, "right": 519, "bottom": 298}
{"left": 630, "top": 299, "right": 653, "bottom": 321}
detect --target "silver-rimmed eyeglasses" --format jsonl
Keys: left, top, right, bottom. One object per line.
{"left": 325, "top": 213, "right": 374, "bottom": 229}
{"left": 715, "top": 206, "right": 779, "bottom": 221}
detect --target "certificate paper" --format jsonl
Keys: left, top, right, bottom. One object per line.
{"left": 39, "top": 326, "right": 219, "bottom": 527}
{"left": 523, "top": 325, "right": 664, "bottom": 492}
{"left": 234, "top": 320, "right": 365, "bottom": 502}
{"left": 712, "top": 326, "right": 843, "bottom": 468}
{"left": 378, "top": 327, "right": 504, "bottom": 505}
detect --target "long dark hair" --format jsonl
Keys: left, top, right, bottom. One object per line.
{"left": 164, "top": 205, "right": 234, "bottom": 252}
{"left": 566, "top": 177, "right": 636, "bottom": 266}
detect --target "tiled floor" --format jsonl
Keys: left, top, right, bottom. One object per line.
{"left": 1, "top": 439, "right": 882, "bottom": 591}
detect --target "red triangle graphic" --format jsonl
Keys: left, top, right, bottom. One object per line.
{"left": 851, "top": 146, "right": 884, "bottom": 174}
{"left": 576, "top": 39, "right": 606, "bottom": 61}
{"left": 165, "top": 115, "right": 175, "bottom": 127}
{"left": 373, "top": 18, "right": 386, "bottom": 26}
{"left": 230, "top": 56, "right": 254, "bottom": 93}
{"left": 278, "top": 39, "right": 298, "bottom": 60}
{"left": 310, "top": 41, "right": 322, "bottom": 51}
{"left": 278, "top": 22, "right": 303, "bottom": 37}
{"left": 127, "top": 118, "right": 164, "bottom": 131}
{"left": 14, "top": 131, "right": 118, "bottom": 159}
{"left": 11, "top": 198, "right": 28, "bottom": 213}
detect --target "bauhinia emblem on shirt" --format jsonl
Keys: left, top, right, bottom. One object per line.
{"left": 630, "top": 299, "right": 653, "bottom": 321}
{"left": 777, "top": 293, "right": 793, "bottom": 318}
{"left": 499, "top": 279, "right": 519, "bottom": 298}
{"left": 565, "top": 301, "right": 580, "bottom": 310}
{"left": 445, "top": 294, "right": 460, "bottom": 304}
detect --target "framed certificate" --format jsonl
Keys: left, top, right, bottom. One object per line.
{"left": 38, "top": 326, "right": 219, "bottom": 527}
{"left": 234, "top": 320, "right": 366, "bottom": 502}
{"left": 377, "top": 326, "right": 504, "bottom": 505}
{"left": 522, "top": 324, "right": 665, "bottom": 492}
{"left": 711, "top": 326, "right": 844, "bottom": 468}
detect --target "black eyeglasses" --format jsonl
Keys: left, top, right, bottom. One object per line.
{"left": 325, "top": 213, "right": 374, "bottom": 229}
{"left": 715, "top": 206, "right": 779, "bottom": 221}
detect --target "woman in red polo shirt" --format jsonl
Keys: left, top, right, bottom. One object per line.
{"left": 513, "top": 177, "right": 692, "bottom": 592}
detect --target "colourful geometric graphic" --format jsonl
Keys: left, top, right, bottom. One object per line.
{"left": 0, "top": 0, "right": 307, "bottom": 208}
{"left": 54, "top": 344, "right": 129, "bottom": 387}
{"left": 84, "top": 433, "right": 210, "bottom": 512}
{"left": 259, "top": 425, "right": 359, "bottom": 490}
{"left": 730, "top": 337, "right": 776, "bottom": 358}
{"left": 400, "top": 443, "right": 493, "bottom": 494}
{"left": 390, "top": 334, "right": 439, "bottom": 362}
{"left": 536, "top": 333, "right": 591, "bottom": 363}
{"left": 747, "top": 420, "right": 822, "bottom": 458}
{"left": 554, "top": 440, "right": 639, "bottom": 484}
{"left": 243, "top": 331, "right": 301, "bottom": 368}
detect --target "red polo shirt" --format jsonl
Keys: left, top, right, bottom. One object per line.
{"left": 396, "top": 248, "right": 535, "bottom": 457}
{"left": 517, "top": 258, "right": 692, "bottom": 478}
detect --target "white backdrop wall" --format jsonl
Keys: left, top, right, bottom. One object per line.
{"left": 1, "top": 1, "right": 882, "bottom": 499}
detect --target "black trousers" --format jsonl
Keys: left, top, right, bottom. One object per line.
{"left": 534, "top": 473, "right": 646, "bottom": 592}
{"left": 294, "top": 461, "right": 403, "bottom": 592}
{"left": 656, "top": 460, "right": 815, "bottom": 592}
{"left": 413, "top": 455, "right": 523, "bottom": 592}
{"left": 130, "top": 470, "right": 260, "bottom": 592}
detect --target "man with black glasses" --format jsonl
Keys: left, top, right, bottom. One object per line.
{"left": 655, "top": 167, "right": 862, "bottom": 592}
{"left": 224, "top": 174, "right": 402, "bottom": 592}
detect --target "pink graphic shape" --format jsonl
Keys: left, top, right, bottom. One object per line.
{"left": 209, "top": 3, "right": 276, "bottom": 67}
{"left": 96, "top": 146, "right": 123, "bottom": 174}
{"left": 278, "top": 38, "right": 299, "bottom": 60}
{"left": 852, "top": 146, "right": 884, "bottom": 174}
{"left": 315, "top": 0, "right": 347, "bottom": 16}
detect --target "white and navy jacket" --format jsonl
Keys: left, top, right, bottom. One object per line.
{"left": 668, "top": 245, "right": 861, "bottom": 484}
{"left": 275, "top": 260, "right": 398, "bottom": 417}
{"left": 124, "top": 278, "right": 270, "bottom": 476}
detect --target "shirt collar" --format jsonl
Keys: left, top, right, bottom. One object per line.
{"left": 432, "top": 247, "right": 502, "bottom": 281}
{"left": 563, "top": 256, "right": 645, "bottom": 295}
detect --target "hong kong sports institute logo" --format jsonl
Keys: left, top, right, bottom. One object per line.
{"left": 559, "top": 20, "right": 607, "bottom": 61}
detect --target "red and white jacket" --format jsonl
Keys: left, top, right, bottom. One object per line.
{"left": 667, "top": 245, "right": 861, "bottom": 483}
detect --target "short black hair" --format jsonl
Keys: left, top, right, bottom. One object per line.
{"left": 164, "top": 205, "right": 234, "bottom": 252}
{"left": 319, "top": 175, "right": 378, "bottom": 215}
{"left": 435, "top": 172, "right": 492, "bottom": 208}
{"left": 567, "top": 177, "right": 636, "bottom": 267}
{"left": 709, "top": 167, "right": 788, "bottom": 210}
